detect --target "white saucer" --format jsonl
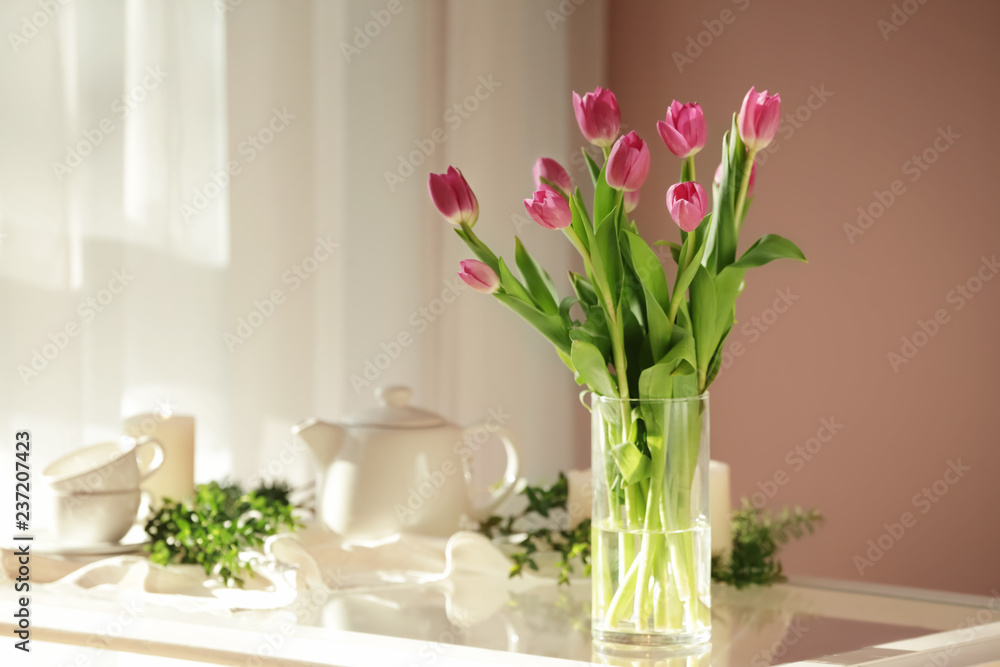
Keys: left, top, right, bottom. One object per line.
{"left": 3, "top": 524, "right": 149, "bottom": 557}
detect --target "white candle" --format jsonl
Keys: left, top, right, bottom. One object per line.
{"left": 710, "top": 460, "right": 732, "bottom": 555}
{"left": 123, "top": 412, "right": 196, "bottom": 504}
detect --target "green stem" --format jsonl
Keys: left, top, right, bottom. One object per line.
{"left": 459, "top": 221, "right": 499, "bottom": 271}
{"left": 681, "top": 155, "right": 696, "bottom": 183}
{"left": 733, "top": 148, "right": 758, "bottom": 235}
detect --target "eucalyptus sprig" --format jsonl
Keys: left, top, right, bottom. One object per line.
{"left": 479, "top": 473, "right": 592, "bottom": 585}
{"left": 712, "top": 499, "right": 824, "bottom": 589}
{"left": 144, "top": 480, "right": 302, "bottom": 587}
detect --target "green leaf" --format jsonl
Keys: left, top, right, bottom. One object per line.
{"left": 569, "top": 272, "right": 597, "bottom": 308}
{"left": 612, "top": 442, "right": 650, "bottom": 485}
{"left": 659, "top": 327, "right": 697, "bottom": 376}
{"left": 569, "top": 188, "right": 593, "bottom": 255}
{"left": 594, "top": 208, "right": 623, "bottom": 307}
{"left": 454, "top": 227, "right": 499, "bottom": 273}
{"left": 642, "top": 284, "right": 672, "bottom": 362}
{"left": 583, "top": 149, "right": 601, "bottom": 186}
{"left": 654, "top": 239, "right": 683, "bottom": 264}
{"left": 570, "top": 339, "right": 617, "bottom": 397}
{"left": 705, "top": 117, "right": 746, "bottom": 272}
{"left": 625, "top": 231, "right": 670, "bottom": 312}
{"left": 558, "top": 296, "right": 576, "bottom": 322}
{"left": 689, "top": 266, "right": 717, "bottom": 381}
{"left": 494, "top": 293, "right": 571, "bottom": 353}
{"left": 498, "top": 257, "right": 535, "bottom": 305}
{"left": 638, "top": 363, "right": 674, "bottom": 432}
{"left": 593, "top": 164, "right": 617, "bottom": 230}
{"left": 733, "top": 234, "right": 808, "bottom": 269}
{"left": 713, "top": 266, "right": 746, "bottom": 342}
{"left": 668, "top": 230, "right": 707, "bottom": 320}
{"left": 514, "top": 237, "right": 559, "bottom": 314}
{"left": 704, "top": 325, "right": 731, "bottom": 388}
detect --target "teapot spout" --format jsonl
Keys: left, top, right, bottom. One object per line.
{"left": 293, "top": 418, "right": 346, "bottom": 467}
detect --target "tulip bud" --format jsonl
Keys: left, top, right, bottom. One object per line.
{"left": 738, "top": 87, "right": 781, "bottom": 152}
{"left": 572, "top": 87, "right": 621, "bottom": 148}
{"left": 714, "top": 160, "right": 756, "bottom": 197}
{"left": 532, "top": 157, "right": 573, "bottom": 196}
{"left": 624, "top": 189, "right": 641, "bottom": 214}
{"left": 605, "top": 132, "right": 650, "bottom": 192}
{"left": 666, "top": 181, "right": 709, "bottom": 232}
{"left": 656, "top": 101, "right": 707, "bottom": 158}
{"left": 524, "top": 189, "right": 573, "bottom": 230}
{"left": 428, "top": 167, "right": 479, "bottom": 226}
{"left": 458, "top": 259, "right": 500, "bottom": 294}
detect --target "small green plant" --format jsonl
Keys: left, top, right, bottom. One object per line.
{"left": 711, "top": 499, "right": 823, "bottom": 589}
{"left": 144, "top": 480, "right": 302, "bottom": 587}
{"left": 479, "top": 473, "right": 591, "bottom": 585}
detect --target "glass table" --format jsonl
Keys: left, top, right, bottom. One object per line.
{"left": 4, "top": 573, "right": 1000, "bottom": 666}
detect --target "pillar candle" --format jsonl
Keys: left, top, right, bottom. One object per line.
{"left": 710, "top": 459, "right": 732, "bottom": 555}
{"left": 123, "top": 412, "right": 195, "bottom": 504}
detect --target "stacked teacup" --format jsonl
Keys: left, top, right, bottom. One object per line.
{"left": 41, "top": 437, "right": 165, "bottom": 544}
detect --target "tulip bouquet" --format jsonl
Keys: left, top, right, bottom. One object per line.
{"left": 429, "top": 86, "right": 805, "bottom": 644}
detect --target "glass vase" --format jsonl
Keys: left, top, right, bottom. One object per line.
{"left": 591, "top": 393, "right": 711, "bottom": 647}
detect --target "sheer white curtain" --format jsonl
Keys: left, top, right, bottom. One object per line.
{"left": 0, "top": 0, "right": 233, "bottom": 509}
{"left": 0, "top": 0, "right": 606, "bottom": 503}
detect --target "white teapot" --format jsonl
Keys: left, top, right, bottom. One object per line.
{"left": 293, "top": 386, "right": 521, "bottom": 541}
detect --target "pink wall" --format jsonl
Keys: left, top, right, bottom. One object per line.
{"left": 608, "top": 0, "right": 1000, "bottom": 595}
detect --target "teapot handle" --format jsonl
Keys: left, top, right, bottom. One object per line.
{"left": 461, "top": 424, "right": 521, "bottom": 521}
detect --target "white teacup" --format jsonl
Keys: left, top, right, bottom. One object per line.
{"left": 54, "top": 489, "right": 142, "bottom": 544}
{"left": 42, "top": 436, "right": 165, "bottom": 494}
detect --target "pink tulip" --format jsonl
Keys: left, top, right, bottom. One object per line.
{"left": 458, "top": 259, "right": 500, "bottom": 294}
{"left": 666, "top": 181, "right": 709, "bottom": 232}
{"left": 737, "top": 87, "right": 781, "bottom": 152}
{"left": 572, "top": 87, "right": 621, "bottom": 148}
{"left": 624, "top": 189, "right": 641, "bottom": 214}
{"left": 428, "top": 166, "right": 479, "bottom": 226}
{"left": 532, "top": 157, "right": 573, "bottom": 196}
{"left": 524, "top": 189, "right": 572, "bottom": 230}
{"left": 605, "top": 132, "right": 650, "bottom": 192}
{"left": 713, "top": 160, "right": 756, "bottom": 197}
{"left": 656, "top": 101, "right": 707, "bottom": 158}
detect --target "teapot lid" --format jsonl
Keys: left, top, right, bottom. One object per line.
{"left": 343, "top": 386, "right": 446, "bottom": 428}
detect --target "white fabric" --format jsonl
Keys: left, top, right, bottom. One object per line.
{"left": 0, "top": 524, "right": 547, "bottom": 624}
